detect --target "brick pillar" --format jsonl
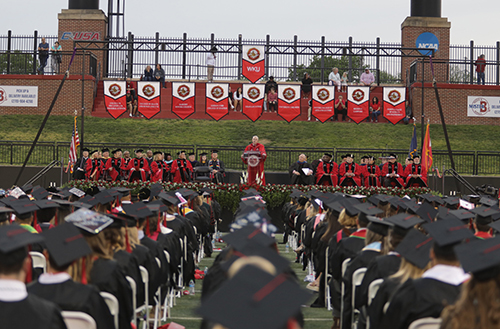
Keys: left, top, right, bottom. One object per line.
{"left": 401, "top": 16, "right": 451, "bottom": 84}
{"left": 58, "top": 9, "right": 107, "bottom": 78}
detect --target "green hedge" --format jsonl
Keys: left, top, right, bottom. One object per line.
{"left": 66, "top": 180, "right": 432, "bottom": 211}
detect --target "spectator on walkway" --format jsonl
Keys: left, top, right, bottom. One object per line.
{"left": 233, "top": 87, "right": 243, "bottom": 112}
{"left": 228, "top": 86, "right": 235, "bottom": 110}
{"left": 302, "top": 72, "right": 313, "bottom": 99}
{"left": 475, "top": 54, "right": 486, "bottom": 85}
{"left": 154, "top": 64, "right": 165, "bottom": 88}
{"left": 360, "top": 68, "right": 375, "bottom": 88}
{"left": 265, "top": 76, "right": 278, "bottom": 94}
{"left": 37, "top": 37, "right": 49, "bottom": 75}
{"left": 143, "top": 65, "right": 154, "bottom": 81}
{"left": 370, "top": 96, "right": 382, "bottom": 122}
{"left": 341, "top": 72, "right": 349, "bottom": 92}
{"left": 127, "top": 90, "right": 137, "bottom": 117}
{"left": 267, "top": 87, "right": 278, "bottom": 112}
{"left": 328, "top": 67, "right": 341, "bottom": 90}
{"left": 51, "top": 41, "right": 62, "bottom": 74}
{"left": 334, "top": 95, "right": 347, "bottom": 121}
{"left": 403, "top": 100, "right": 413, "bottom": 124}
{"left": 206, "top": 46, "right": 217, "bottom": 82}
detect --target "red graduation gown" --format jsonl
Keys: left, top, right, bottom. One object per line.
{"left": 171, "top": 158, "right": 193, "bottom": 183}
{"left": 316, "top": 160, "right": 338, "bottom": 186}
{"left": 382, "top": 162, "right": 405, "bottom": 187}
{"left": 363, "top": 164, "right": 381, "bottom": 187}
{"left": 105, "top": 157, "right": 122, "bottom": 181}
{"left": 241, "top": 143, "right": 267, "bottom": 185}
{"left": 338, "top": 162, "right": 362, "bottom": 186}
{"left": 126, "top": 157, "right": 150, "bottom": 182}
{"left": 404, "top": 163, "right": 428, "bottom": 187}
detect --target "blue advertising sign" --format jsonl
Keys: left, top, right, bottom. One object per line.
{"left": 416, "top": 32, "right": 439, "bottom": 56}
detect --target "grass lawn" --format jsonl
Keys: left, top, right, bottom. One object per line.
{"left": 165, "top": 233, "right": 332, "bottom": 329}
{"left": 1, "top": 115, "right": 499, "bottom": 151}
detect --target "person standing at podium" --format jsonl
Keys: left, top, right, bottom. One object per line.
{"left": 241, "top": 135, "right": 267, "bottom": 185}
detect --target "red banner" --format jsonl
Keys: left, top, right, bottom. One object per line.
{"left": 383, "top": 87, "right": 406, "bottom": 125}
{"left": 172, "top": 82, "right": 195, "bottom": 119}
{"left": 137, "top": 81, "right": 161, "bottom": 119}
{"left": 242, "top": 46, "right": 265, "bottom": 83}
{"left": 206, "top": 83, "right": 229, "bottom": 121}
{"left": 242, "top": 84, "right": 265, "bottom": 122}
{"left": 347, "top": 86, "right": 370, "bottom": 124}
{"left": 104, "top": 81, "right": 127, "bottom": 119}
{"left": 278, "top": 85, "right": 301, "bottom": 123}
{"left": 312, "top": 85, "right": 335, "bottom": 123}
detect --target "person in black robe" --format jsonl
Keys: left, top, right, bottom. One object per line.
{"left": 208, "top": 150, "right": 225, "bottom": 184}
{"left": 289, "top": 154, "right": 314, "bottom": 185}
{"left": 73, "top": 148, "right": 90, "bottom": 180}
{"left": 188, "top": 153, "right": 200, "bottom": 168}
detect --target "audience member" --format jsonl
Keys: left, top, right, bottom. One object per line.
{"left": 334, "top": 95, "right": 347, "bottom": 121}
{"left": 51, "top": 41, "right": 62, "bottom": 74}
{"left": 329, "top": 67, "right": 341, "bottom": 90}
{"left": 233, "top": 87, "right": 243, "bottom": 112}
{"left": 37, "top": 37, "right": 49, "bottom": 75}
{"left": 267, "top": 87, "right": 278, "bottom": 112}
{"left": 228, "top": 86, "right": 235, "bottom": 109}
{"left": 360, "top": 68, "right": 375, "bottom": 88}
{"left": 143, "top": 65, "right": 154, "bottom": 81}
{"left": 474, "top": 54, "right": 486, "bottom": 85}
{"left": 206, "top": 46, "right": 217, "bottom": 82}
{"left": 341, "top": 72, "right": 349, "bottom": 92}
{"left": 370, "top": 96, "right": 382, "bottom": 122}
{"left": 154, "top": 64, "right": 166, "bottom": 88}
{"left": 302, "top": 72, "right": 313, "bottom": 99}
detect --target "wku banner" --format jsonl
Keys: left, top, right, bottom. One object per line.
{"left": 242, "top": 46, "right": 265, "bottom": 83}
{"left": 383, "top": 87, "right": 406, "bottom": 125}
{"left": 347, "top": 86, "right": 370, "bottom": 124}
{"left": 172, "top": 82, "right": 195, "bottom": 120}
{"left": 104, "top": 81, "right": 127, "bottom": 119}
{"left": 312, "top": 85, "right": 335, "bottom": 123}
{"left": 137, "top": 81, "right": 161, "bottom": 119}
{"left": 278, "top": 85, "right": 301, "bottom": 122}
{"left": 242, "top": 84, "right": 265, "bottom": 122}
{"left": 205, "top": 83, "right": 229, "bottom": 121}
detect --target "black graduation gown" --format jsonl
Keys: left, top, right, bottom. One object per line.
{"left": 113, "top": 249, "right": 145, "bottom": 307}
{"left": 294, "top": 209, "right": 307, "bottom": 234}
{"left": 28, "top": 279, "right": 115, "bottom": 329}
{"left": 367, "top": 277, "right": 402, "bottom": 329}
{"left": 141, "top": 235, "right": 171, "bottom": 288}
{"left": 289, "top": 162, "right": 314, "bottom": 185}
{"left": 0, "top": 293, "right": 67, "bottom": 329}
{"left": 383, "top": 278, "right": 463, "bottom": 329}
{"left": 331, "top": 232, "right": 366, "bottom": 281}
{"left": 73, "top": 157, "right": 88, "bottom": 180}
{"left": 90, "top": 258, "right": 133, "bottom": 329}
{"left": 156, "top": 229, "right": 184, "bottom": 286}
{"left": 132, "top": 244, "right": 161, "bottom": 305}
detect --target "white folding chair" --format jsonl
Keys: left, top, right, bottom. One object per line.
{"left": 351, "top": 267, "right": 367, "bottom": 329}
{"left": 100, "top": 292, "right": 119, "bottom": 329}
{"left": 408, "top": 317, "right": 442, "bottom": 329}
{"left": 325, "top": 246, "right": 333, "bottom": 311}
{"left": 366, "top": 278, "right": 384, "bottom": 329}
{"left": 29, "top": 251, "right": 46, "bottom": 273}
{"left": 153, "top": 257, "right": 162, "bottom": 329}
{"left": 137, "top": 266, "right": 150, "bottom": 329}
{"left": 162, "top": 250, "right": 174, "bottom": 321}
{"left": 61, "top": 311, "right": 97, "bottom": 329}
{"left": 125, "top": 276, "right": 137, "bottom": 327}
{"left": 339, "top": 258, "right": 351, "bottom": 329}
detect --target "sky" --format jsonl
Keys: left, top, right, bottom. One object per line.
{"left": 2, "top": 0, "right": 500, "bottom": 46}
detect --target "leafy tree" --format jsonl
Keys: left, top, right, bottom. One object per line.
{"left": 0, "top": 50, "right": 34, "bottom": 74}
{"left": 449, "top": 65, "right": 473, "bottom": 84}
{"left": 377, "top": 70, "right": 401, "bottom": 84}
{"left": 288, "top": 55, "right": 368, "bottom": 82}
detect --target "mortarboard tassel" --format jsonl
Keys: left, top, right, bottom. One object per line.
{"left": 81, "top": 257, "right": 87, "bottom": 284}
{"left": 146, "top": 217, "right": 151, "bottom": 236}
{"left": 54, "top": 211, "right": 58, "bottom": 226}
{"left": 124, "top": 222, "right": 132, "bottom": 253}
{"left": 156, "top": 212, "right": 161, "bottom": 233}
{"left": 26, "top": 246, "right": 33, "bottom": 283}
{"left": 33, "top": 212, "right": 41, "bottom": 233}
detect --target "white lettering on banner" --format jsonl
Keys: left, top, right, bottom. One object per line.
{"left": 467, "top": 96, "right": 500, "bottom": 117}
{"left": 0, "top": 86, "right": 38, "bottom": 107}
{"left": 246, "top": 67, "right": 261, "bottom": 72}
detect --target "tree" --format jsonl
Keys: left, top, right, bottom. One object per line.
{"left": 377, "top": 70, "right": 401, "bottom": 84}
{"left": 288, "top": 55, "right": 368, "bottom": 83}
{"left": 0, "top": 50, "right": 34, "bottom": 74}
{"left": 449, "top": 64, "right": 473, "bottom": 84}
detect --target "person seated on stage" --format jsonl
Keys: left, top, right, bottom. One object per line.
{"left": 381, "top": 153, "right": 405, "bottom": 188}
{"left": 315, "top": 153, "right": 338, "bottom": 186}
{"left": 98, "top": 148, "right": 111, "bottom": 181}
{"left": 73, "top": 148, "right": 90, "bottom": 180}
{"left": 360, "top": 68, "right": 375, "bottom": 89}
{"left": 0, "top": 225, "right": 67, "bottom": 329}
{"left": 87, "top": 150, "right": 100, "bottom": 181}
{"left": 188, "top": 153, "right": 200, "bottom": 168}
{"left": 151, "top": 151, "right": 168, "bottom": 182}
{"left": 404, "top": 155, "right": 427, "bottom": 188}
{"left": 208, "top": 150, "right": 225, "bottom": 184}
{"left": 338, "top": 154, "right": 362, "bottom": 187}
{"left": 126, "top": 149, "right": 150, "bottom": 182}
{"left": 143, "top": 65, "right": 154, "bottom": 81}
{"left": 27, "top": 223, "right": 114, "bottom": 329}
{"left": 301, "top": 72, "right": 313, "bottom": 99}
{"left": 171, "top": 150, "right": 193, "bottom": 183}
{"left": 384, "top": 218, "right": 473, "bottom": 329}
{"left": 120, "top": 150, "right": 132, "bottom": 181}
{"left": 334, "top": 95, "right": 347, "bottom": 121}
{"left": 267, "top": 87, "right": 278, "bottom": 112}
{"left": 364, "top": 155, "right": 381, "bottom": 187}
{"left": 105, "top": 149, "right": 123, "bottom": 181}
{"left": 289, "top": 154, "right": 314, "bottom": 186}
{"left": 198, "top": 152, "right": 209, "bottom": 167}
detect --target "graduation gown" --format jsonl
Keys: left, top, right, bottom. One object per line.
{"left": 87, "top": 158, "right": 101, "bottom": 180}
{"left": 316, "top": 160, "right": 339, "bottom": 186}
{"left": 155, "top": 230, "right": 183, "bottom": 287}
{"left": 367, "top": 277, "right": 402, "bottom": 329}
{"left": 208, "top": 159, "right": 225, "bottom": 184}
{"left": 381, "top": 162, "right": 405, "bottom": 188}
{"left": 363, "top": 164, "right": 381, "bottom": 187}
{"left": 404, "top": 163, "right": 428, "bottom": 187}
{"left": 28, "top": 278, "right": 115, "bottom": 329}
{"left": 152, "top": 160, "right": 170, "bottom": 182}
{"left": 171, "top": 158, "right": 193, "bottom": 183}
{"left": 140, "top": 235, "right": 171, "bottom": 288}
{"left": 113, "top": 249, "right": 145, "bottom": 307}
{"left": 105, "top": 157, "right": 123, "bottom": 181}
{"left": 126, "top": 157, "right": 150, "bottom": 182}
{"left": 132, "top": 244, "right": 161, "bottom": 305}
{"left": 242, "top": 142, "right": 267, "bottom": 185}
{"left": 120, "top": 158, "right": 132, "bottom": 180}
{"left": 73, "top": 156, "right": 89, "bottom": 180}
{"left": 338, "top": 162, "right": 362, "bottom": 187}
{"left": 289, "top": 161, "right": 314, "bottom": 185}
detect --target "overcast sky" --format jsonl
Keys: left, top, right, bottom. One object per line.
{"left": 3, "top": 0, "right": 499, "bottom": 46}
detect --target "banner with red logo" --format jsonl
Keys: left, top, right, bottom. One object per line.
{"left": 347, "top": 86, "right": 370, "bottom": 124}
{"left": 383, "top": 87, "right": 406, "bottom": 125}
{"left": 242, "top": 46, "right": 265, "bottom": 83}
{"left": 278, "top": 85, "right": 301, "bottom": 123}
{"left": 312, "top": 85, "right": 335, "bottom": 123}
{"left": 104, "top": 81, "right": 127, "bottom": 119}
{"left": 137, "top": 81, "right": 161, "bottom": 119}
{"left": 242, "top": 84, "right": 265, "bottom": 122}
{"left": 172, "top": 82, "right": 195, "bottom": 120}
{"left": 206, "top": 83, "right": 229, "bottom": 121}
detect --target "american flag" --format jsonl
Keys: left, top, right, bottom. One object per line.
{"left": 68, "top": 116, "right": 80, "bottom": 172}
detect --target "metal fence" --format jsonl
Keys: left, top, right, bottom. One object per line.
{"left": 1, "top": 141, "right": 498, "bottom": 176}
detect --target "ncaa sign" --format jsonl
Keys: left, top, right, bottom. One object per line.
{"left": 416, "top": 32, "right": 439, "bottom": 56}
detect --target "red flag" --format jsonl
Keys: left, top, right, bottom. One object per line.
{"left": 67, "top": 116, "right": 80, "bottom": 173}
{"left": 421, "top": 123, "right": 433, "bottom": 172}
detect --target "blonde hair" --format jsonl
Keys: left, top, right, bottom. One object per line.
{"left": 227, "top": 256, "right": 277, "bottom": 279}
{"left": 390, "top": 258, "right": 429, "bottom": 283}
{"left": 69, "top": 233, "right": 112, "bottom": 282}
{"left": 338, "top": 209, "right": 357, "bottom": 227}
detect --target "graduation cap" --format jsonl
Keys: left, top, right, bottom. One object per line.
{"left": 454, "top": 236, "right": 500, "bottom": 281}
{"left": 395, "top": 229, "right": 433, "bottom": 269}
{"left": 138, "top": 188, "right": 151, "bottom": 201}
{"left": 70, "top": 201, "right": 93, "bottom": 209}
{"left": 10, "top": 200, "right": 40, "bottom": 217}
{"left": 121, "top": 202, "right": 153, "bottom": 220}
{"left": 0, "top": 224, "right": 45, "bottom": 265}
{"left": 420, "top": 194, "right": 444, "bottom": 205}
{"left": 437, "top": 205, "right": 451, "bottom": 219}
{"left": 489, "top": 220, "right": 500, "bottom": 234}
{"left": 344, "top": 203, "right": 360, "bottom": 218}
{"left": 442, "top": 197, "right": 460, "bottom": 208}
{"left": 41, "top": 223, "right": 92, "bottom": 268}
{"left": 355, "top": 203, "right": 384, "bottom": 218}
{"left": 470, "top": 207, "right": 500, "bottom": 225}
{"left": 196, "top": 265, "right": 310, "bottom": 329}
{"left": 346, "top": 154, "right": 354, "bottom": 158}
{"left": 111, "top": 148, "right": 122, "bottom": 154}
{"left": 448, "top": 209, "right": 475, "bottom": 222}
{"left": 386, "top": 213, "right": 424, "bottom": 236}
{"left": 388, "top": 197, "right": 406, "bottom": 210}
{"left": 34, "top": 199, "right": 61, "bottom": 210}
{"left": 82, "top": 148, "right": 91, "bottom": 153}
{"left": 341, "top": 154, "right": 347, "bottom": 159}
{"left": 324, "top": 153, "right": 333, "bottom": 158}
{"left": 188, "top": 152, "right": 196, "bottom": 156}
{"left": 221, "top": 243, "right": 290, "bottom": 274}
{"left": 84, "top": 187, "right": 99, "bottom": 197}
{"left": 223, "top": 225, "right": 275, "bottom": 250}
{"left": 145, "top": 200, "right": 169, "bottom": 214}
{"left": 367, "top": 216, "right": 393, "bottom": 236}
{"left": 135, "top": 149, "right": 144, "bottom": 153}
{"left": 200, "top": 187, "right": 214, "bottom": 196}
{"left": 115, "top": 187, "right": 131, "bottom": 197}
{"left": 90, "top": 150, "right": 98, "bottom": 155}
{"left": 20, "top": 184, "right": 34, "bottom": 193}
{"left": 211, "top": 149, "right": 219, "bottom": 153}
{"left": 153, "top": 151, "right": 162, "bottom": 156}
{"left": 416, "top": 202, "right": 438, "bottom": 223}
{"left": 242, "top": 188, "right": 260, "bottom": 196}
{"left": 101, "top": 148, "right": 110, "bottom": 154}
{"left": 177, "top": 150, "right": 186, "bottom": 156}
{"left": 374, "top": 194, "right": 393, "bottom": 206}
{"left": 31, "top": 186, "right": 49, "bottom": 200}
{"left": 65, "top": 208, "right": 114, "bottom": 235}
{"left": 93, "top": 191, "right": 115, "bottom": 205}
{"left": 69, "top": 187, "right": 85, "bottom": 198}
{"left": 423, "top": 217, "right": 474, "bottom": 247}
{"left": 158, "top": 192, "right": 181, "bottom": 206}
{"left": 479, "top": 196, "right": 498, "bottom": 207}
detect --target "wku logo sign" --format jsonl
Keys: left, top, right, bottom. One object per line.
{"left": 61, "top": 32, "right": 101, "bottom": 41}
{"left": 242, "top": 45, "right": 265, "bottom": 83}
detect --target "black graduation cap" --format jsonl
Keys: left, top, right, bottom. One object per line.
{"left": 289, "top": 189, "right": 304, "bottom": 199}
{"left": 221, "top": 242, "right": 290, "bottom": 274}
{"left": 70, "top": 201, "right": 93, "bottom": 209}
{"left": 188, "top": 152, "right": 195, "bottom": 156}
{"left": 326, "top": 201, "right": 345, "bottom": 215}
{"left": 324, "top": 153, "right": 333, "bottom": 158}
{"left": 420, "top": 194, "right": 444, "bottom": 205}
{"left": 367, "top": 216, "right": 393, "bottom": 236}
{"left": 375, "top": 194, "right": 393, "bottom": 206}
{"left": 54, "top": 187, "right": 73, "bottom": 199}
{"left": 388, "top": 197, "right": 405, "bottom": 209}
{"left": 145, "top": 200, "right": 169, "bottom": 214}
{"left": 448, "top": 209, "right": 475, "bottom": 221}
{"left": 404, "top": 200, "right": 420, "bottom": 214}
{"left": 93, "top": 191, "right": 115, "bottom": 205}
{"left": 386, "top": 213, "right": 424, "bottom": 233}
{"left": 344, "top": 203, "right": 360, "bottom": 218}
{"left": 115, "top": 187, "right": 131, "bottom": 197}
{"left": 470, "top": 207, "right": 500, "bottom": 225}
{"left": 341, "top": 154, "right": 347, "bottom": 159}
{"left": 31, "top": 186, "right": 49, "bottom": 200}
{"left": 78, "top": 195, "right": 99, "bottom": 207}
{"left": 423, "top": 217, "right": 474, "bottom": 247}
{"left": 111, "top": 148, "right": 122, "bottom": 154}
{"left": 82, "top": 148, "right": 91, "bottom": 153}
{"left": 355, "top": 203, "right": 384, "bottom": 217}
{"left": 367, "top": 194, "right": 380, "bottom": 206}
{"left": 242, "top": 188, "right": 260, "bottom": 196}
{"left": 90, "top": 150, "right": 98, "bottom": 155}
{"left": 395, "top": 229, "right": 433, "bottom": 269}
{"left": 84, "top": 187, "right": 99, "bottom": 197}
{"left": 177, "top": 150, "right": 186, "bottom": 156}
{"left": 223, "top": 225, "right": 275, "bottom": 250}
{"left": 101, "top": 148, "right": 110, "bottom": 154}
{"left": 34, "top": 200, "right": 61, "bottom": 209}
{"left": 65, "top": 208, "right": 114, "bottom": 234}
{"left": 437, "top": 205, "right": 451, "bottom": 219}
{"left": 69, "top": 187, "right": 86, "bottom": 198}
{"left": 489, "top": 220, "right": 500, "bottom": 234}
{"left": 479, "top": 196, "right": 498, "bottom": 207}
{"left": 153, "top": 151, "right": 162, "bottom": 156}
{"left": 135, "top": 149, "right": 144, "bottom": 153}
{"left": 196, "top": 265, "right": 310, "bottom": 329}
{"left": 10, "top": 200, "right": 40, "bottom": 216}
{"left": 454, "top": 236, "right": 500, "bottom": 281}
{"left": 20, "top": 184, "right": 34, "bottom": 193}
{"left": 211, "top": 149, "right": 219, "bottom": 153}
{"left": 0, "top": 224, "right": 45, "bottom": 259}
{"left": 416, "top": 202, "right": 438, "bottom": 223}
{"left": 346, "top": 154, "right": 354, "bottom": 158}
{"left": 200, "top": 187, "right": 214, "bottom": 196}
{"left": 158, "top": 192, "right": 181, "bottom": 206}
{"left": 122, "top": 202, "right": 153, "bottom": 219}
{"left": 41, "top": 223, "right": 92, "bottom": 268}
{"left": 138, "top": 188, "right": 151, "bottom": 201}
{"left": 442, "top": 197, "right": 460, "bottom": 208}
